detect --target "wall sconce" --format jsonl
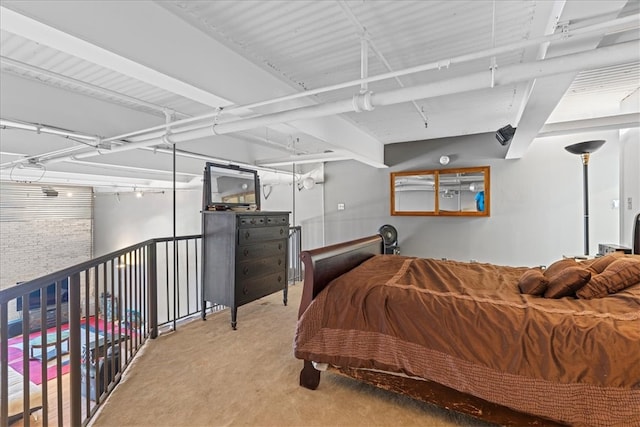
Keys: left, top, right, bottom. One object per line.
{"left": 496, "top": 124, "right": 516, "bottom": 145}
{"left": 262, "top": 184, "right": 273, "bottom": 200}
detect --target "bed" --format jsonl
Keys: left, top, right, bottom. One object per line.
{"left": 294, "top": 235, "right": 640, "bottom": 426}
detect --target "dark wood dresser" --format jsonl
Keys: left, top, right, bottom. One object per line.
{"left": 201, "top": 210, "right": 290, "bottom": 329}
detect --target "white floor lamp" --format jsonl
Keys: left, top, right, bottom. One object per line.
{"left": 564, "top": 140, "right": 606, "bottom": 256}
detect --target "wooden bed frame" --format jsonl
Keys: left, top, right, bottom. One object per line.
{"left": 297, "top": 234, "right": 564, "bottom": 426}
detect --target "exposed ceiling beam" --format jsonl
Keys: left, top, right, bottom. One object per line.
{"left": 537, "top": 112, "right": 640, "bottom": 138}
{"left": 506, "top": 0, "right": 630, "bottom": 159}
{"left": 0, "top": 3, "right": 385, "bottom": 167}
{"left": 256, "top": 151, "right": 351, "bottom": 167}
{"left": 0, "top": 6, "right": 231, "bottom": 109}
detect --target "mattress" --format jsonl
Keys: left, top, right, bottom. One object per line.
{"left": 295, "top": 255, "right": 640, "bottom": 426}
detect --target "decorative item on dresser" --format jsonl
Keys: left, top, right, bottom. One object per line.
{"left": 201, "top": 210, "right": 290, "bottom": 329}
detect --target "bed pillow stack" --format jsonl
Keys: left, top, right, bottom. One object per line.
{"left": 517, "top": 253, "right": 640, "bottom": 299}
{"left": 577, "top": 255, "right": 640, "bottom": 299}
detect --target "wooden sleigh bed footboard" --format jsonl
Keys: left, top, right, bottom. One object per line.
{"left": 298, "top": 235, "right": 384, "bottom": 391}
{"left": 296, "top": 234, "right": 565, "bottom": 426}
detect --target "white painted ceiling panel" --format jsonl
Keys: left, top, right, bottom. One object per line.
{"left": 0, "top": 0, "right": 638, "bottom": 188}
{"left": 0, "top": 30, "right": 211, "bottom": 119}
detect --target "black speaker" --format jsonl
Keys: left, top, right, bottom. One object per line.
{"left": 378, "top": 224, "right": 399, "bottom": 254}
{"left": 496, "top": 125, "right": 516, "bottom": 145}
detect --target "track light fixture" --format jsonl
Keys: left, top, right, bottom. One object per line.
{"left": 495, "top": 124, "right": 516, "bottom": 145}
{"left": 41, "top": 186, "right": 59, "bottom": 197}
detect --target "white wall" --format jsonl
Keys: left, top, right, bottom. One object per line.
{"left": 620, "top": 90, "right": 640, "bottom": 249}
{"left": 92, "top": 129, "right": 625, "bottom": 267}
{"left": 260, "top": 179, "right": 324, "bottom": 250}
{"left": 322, "top": 130, "right": 621, "bottom": 267}
{"left": 620, "top": 127, "right": 640, "bottom": 249}
{"left": 93, "top": 176, "right": 324, "bottom": 255}
{"left": 93, "top": 189, "right": 202, "bottom": 256}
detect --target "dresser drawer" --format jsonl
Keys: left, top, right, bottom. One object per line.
{"left": 266, "top": 215, "right": 288, "bottom": 226}
{"left": 238, "top": 215, "right": 267, "bottom": 228}
{"left": 238, "top": 226, "right": 287, "bottom": 244}
{"left": 236, "top": 255, "right": 286, "bottom": 281}
{"left": 236, "top": 271, "right": 286, "bottom": 306}
{"left": 237, "top": 240, "right": 286, "bottom": 261}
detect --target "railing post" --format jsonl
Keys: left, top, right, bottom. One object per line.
{"left": 1, "top": 302, "right": 8, "bottom": 427}
{"left": 148, "top": 242, "right": 158, "bottom": 339}
{"left": 69, "top": 272, "right": 82, "bottom": 427}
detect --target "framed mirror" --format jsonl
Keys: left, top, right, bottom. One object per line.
{"left": 203, "top": 162, "right": 261, "bottom": 211}
{"left": 391, "top": 166, "right": 489, "bottom": 216}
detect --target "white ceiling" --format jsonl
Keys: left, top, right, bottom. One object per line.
{"left": 0, "top": 0, "right": 638, "bottom": 190}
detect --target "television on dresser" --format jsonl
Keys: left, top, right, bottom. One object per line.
{"left": 16, "top": 279, "right": 69, "bottom": 312}
{"left": 203, "top": 162, "right": 261, "bottom": 211}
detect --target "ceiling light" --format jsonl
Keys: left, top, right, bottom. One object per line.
{"left": 469, "top": 182, "right": 484, "bottom": 192}
{"left": 439, "top": 155, "right": 450, "bottom": 166}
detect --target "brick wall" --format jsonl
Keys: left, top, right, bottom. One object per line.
{"left": 0, "top": 183, "right": 93, "bottom": 321}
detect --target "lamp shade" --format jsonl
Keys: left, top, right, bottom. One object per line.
{"left": 564, "top": 140, "right": 605, "bottom": 155}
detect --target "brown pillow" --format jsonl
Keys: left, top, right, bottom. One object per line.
{"left": 582, "top": 252, "right": 626, "bottom": 274}
{"left": 576, "top": 258, "right": 640, "bottom": 299}
{"left": 518, "top": 269, "right": 549, "bottom": 296}
{"left": 544, "top": 267, "right": 592, "bottom": 299}
{"left": 543, "top": 258, "right": 578, "bottom": 278}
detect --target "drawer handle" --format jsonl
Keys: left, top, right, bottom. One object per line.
{"left": 243, "top": 286, "right": 248, "bottom": 295}
{"left": 243, "top": 249, "right": 249, "bottom": 257}
{"left": 243, "top": 267, "right": 249, "bottom": 275}
{"left": 278, "top": 243, "right": 282, "bottom": 250}
{"left": 250, "top": 219, "right": 256, "bottom": 225}
{"left": 277, "top": 275, "right": 282, "bottom": 283}
{"left": 277, "top": 259, "right": 282, "bottom": 266}
{"left": 279, "top": 228, "right": 284, "bottom": 235}
{"left": 245, "top": 231, "right": 250, "bottom": 239}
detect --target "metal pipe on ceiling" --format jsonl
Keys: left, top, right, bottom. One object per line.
{"left": 92, "top": 13, "right": 639, "bottom": 144}
{"left": 31, "top": 39, "right": 639, "bottom": 167}
{"left": 0, "top": 56, "right": 187, "bottom": 119}
{"left": 213, "top": 40, "right": 640, "bottom": 134}
{"left": 217, "top": 13, "right": 637, "bottom": 115}
{"left": 337, "top": 0, "right": 428, "bottom": 124}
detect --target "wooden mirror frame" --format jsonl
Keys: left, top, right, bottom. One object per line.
{"left": 390, "top": 166, "right": 490, "bottom": 217}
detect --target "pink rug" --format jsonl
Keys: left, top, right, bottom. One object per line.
{"left": 7, "top": 325, "right": 71, "bottom": 385}
{"left": 7, "top": 317, "right": 133, "bottom": 385}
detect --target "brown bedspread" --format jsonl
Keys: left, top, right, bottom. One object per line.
{"left": 294, "top": 255, "right": 640, "bottom": 426}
